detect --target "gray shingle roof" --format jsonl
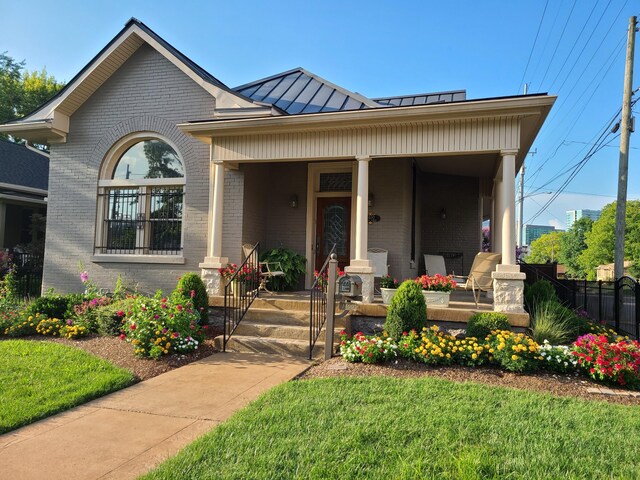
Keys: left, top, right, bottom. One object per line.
{"left": 0, "top": 140, "right": 49, "bottom": 191}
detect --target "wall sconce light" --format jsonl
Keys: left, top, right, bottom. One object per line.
{"left": 440, "top": 208, "right": 447, "bottom": 220}
{"left": 289, "top": 194, "right": 298, "bottom": 208}
{"left": 368, "top": 213, "right": 381, "bottom": 224}
{"left": 368, "top": 192, "right": 374, "bottom": 208}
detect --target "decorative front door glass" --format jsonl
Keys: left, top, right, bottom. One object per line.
{"left": 315, "top": 196, "right": 351, "bottom": 270}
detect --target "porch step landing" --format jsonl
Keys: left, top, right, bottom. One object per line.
{"left": 213, "top": 306, "right": 345, "bottom": 358}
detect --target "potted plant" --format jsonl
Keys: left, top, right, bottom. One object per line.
{"left": 416, "top": 274, "right": 457, "bottom": 307}
{"left": 218, "top": 263, "right": 257, "bottom": 298}
{"left": 379, "top": 275, "right": 399, "bottom": 304}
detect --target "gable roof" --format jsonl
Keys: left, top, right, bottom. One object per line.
{"left": 0, "top": 140, "right": 49, "bottom": 191}
{"left": 1, "top": 18, "right": 265, "bottom": 143}
{"left": 234, "top": 67, "right": 382, "bottom": 114}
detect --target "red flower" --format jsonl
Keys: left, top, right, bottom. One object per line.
{"left": 130, "top": 324, "right": 137, "bottom": 330}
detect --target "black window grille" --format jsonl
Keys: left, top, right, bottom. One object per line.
{"left": 96, "top": 187, "right": 183, "bottom": 255}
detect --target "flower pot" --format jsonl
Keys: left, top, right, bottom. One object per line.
{"left": 422, "top": 290, "right": 451, "bottom": 307}
{"left": 380, "top": 287, "right": 398, "bottom": 305}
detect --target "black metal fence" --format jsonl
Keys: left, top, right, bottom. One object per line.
{"left": 6, "top": 251, "right": 43, "bottom": 299}
{"left": 223, "top": 243, "right": 260, "bottom": 351}
{"left": 521, "top": 262, "right": 640, "bottom": 337}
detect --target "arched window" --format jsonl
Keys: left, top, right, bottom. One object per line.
{"left": 96, "top": 136, "right": 185, "bottom": 257}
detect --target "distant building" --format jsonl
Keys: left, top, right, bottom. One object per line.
{"left": 524, "top": 224, "right": 556, "bottom": 246}
{"left": 566, "top": 209, "right": 601, "bottom": 230}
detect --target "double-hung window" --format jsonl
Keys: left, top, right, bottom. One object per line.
{"left": 96, "top": 138, "right": 185, "bottom": 257}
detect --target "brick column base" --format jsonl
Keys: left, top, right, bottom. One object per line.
{"left": 345, "top": 263, "right": 375, "bottom": 303}
{"left": 491, "top": 264, "right": 526, "bottom": 313}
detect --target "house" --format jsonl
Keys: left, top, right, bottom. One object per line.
{"left": 0, "top": 19, "right": 555, "bottom": 313}
{"left": 0, "top": 139, "right": 48, "bottom": 251}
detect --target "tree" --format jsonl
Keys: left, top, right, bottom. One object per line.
{"left": 558, "top": 217, "right": 593, "bottom": 278}
{"left": 578, "top": 201, "right": 640, "bottom": 279}
{"left": 526, "top": 231, "right": 565, "bottom": 264}
{"left": 0, "top": 52, "right": 64, "bottom": 142}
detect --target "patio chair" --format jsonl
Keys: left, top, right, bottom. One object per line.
{"left": 424, "top": 254, "right": 447, "bottom": 276}
{"left": 368, "top": 248, "right": 388, "bottom": 295}
{"left": 454, "top": 252, "right": 502, "bottom": 308}
{"left": 242, "top": 243, "right": 285, "bottom": 293}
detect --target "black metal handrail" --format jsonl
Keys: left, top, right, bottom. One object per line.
{"left": 309, "top": 245, "right": 336, "bottom": 359}
{"left": 223, "top": 243, "right": 260, "bottom": 351}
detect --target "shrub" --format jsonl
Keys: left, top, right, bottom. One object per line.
{"left": 26, "top": 294, "right": 80, "bottom": 320}
{"left": 529, "top": 301, "right": 575, "bottom": 345}
{"left": 573, "top": 334, "right": 640, "bottom": 388}
{"left": 260, "top": 248, "right": 306, "bottom": 291}
{"left": 5, "top": 313, "right": 41, "bottom": 337}
{"left": 0, "top": 298, "right": 24, "bottom": 335}
{"left": 339, "top": 331, "right": 398, "bottom": 363}
{"left": 72, "top": 296, "right": 112, "bottom": 332}
{"left": 94, "top": 298, "right": 132, "bottom": 336}
{"left": 124, "top": 292, "right": 205, "bottom": 359}
{"left": 385, "top": 280, "right": 426, "bottom": 340}
{"left": 466, "top": 312, "right": 510, "bottom": 339}
{"left": 60, "top": 322, "right": 89, "bottom": 339}
{"left": 524, "top": 280, "right": 558, "bottom": 313}
{"left": 412, "top": 325, "right": 491, "bottom": 367}
{"left": 174, "top": 273, "right": 209, "bottom": 322}
{"left": 486, "top": 330, "right": 541, "bottom": 372}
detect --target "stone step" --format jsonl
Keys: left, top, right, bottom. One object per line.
{"left": 241, "top": 308, "right": 348, "bottom": 329}
{"left": 234, "top": 322, "right": 344, "bottom": 342}
{"left": 214, "top": 335, "right": 335, "bottom": 358}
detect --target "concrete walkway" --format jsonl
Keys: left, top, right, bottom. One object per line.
{"left": 0, "top": 352, "right": 310, "bottom": 480}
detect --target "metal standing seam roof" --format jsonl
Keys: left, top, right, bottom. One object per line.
{"left": 373, "top": 90, "right": 466, "bottom": 106}
{"left": 233, "top": 68, "right": 383, "bottom": 115}
{"left": 0, "top": 140, "right": 49, "bottom": 191}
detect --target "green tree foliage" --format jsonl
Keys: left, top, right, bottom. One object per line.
{"left": 0, "top": 52, "right": 64, "bottom": 142}
{"left": 384, "top": 280, "right": 426, "bottom": 340}
{"left": 578, "top": 201, "right": 640, "bottom": 280}
{"left": 526, "top": 230, "right": 565, "bottom": 264}
{"left": 558, "top": 217, "right": 593, "bottom": 278}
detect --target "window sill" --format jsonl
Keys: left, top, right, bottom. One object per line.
{"left": 91, "top": 254, "right": 185, "bottom": 265}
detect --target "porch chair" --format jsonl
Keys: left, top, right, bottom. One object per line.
{"left": 242, "top": 243, "right": 285, "bottom": 293}
{"left": 454, "top": 252, "right": 502, "bottom": 308}
{"left": 368, "top": 248, "right": 389, "bottom": 294}
{"left": 424, "top": 254, "right": 447, "bottom": 276}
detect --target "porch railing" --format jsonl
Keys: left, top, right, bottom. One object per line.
{"left": 223, "top": 242, "right": 260, "bottom": 351}
{"left": 309, "top": 244, "right": 335, "bottom": 359}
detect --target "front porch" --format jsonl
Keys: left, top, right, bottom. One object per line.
{"left": 209, "top": 290, "right": 530, "bottom": 329}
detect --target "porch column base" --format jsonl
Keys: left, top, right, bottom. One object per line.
{"left": 491, "top": 264, "right": 526, "bottom": 313}
{"left": 200, "top": 256, "right": 229, "bottom": 296}
{"left": 345, "top": 260, "right": 374, "bottom": 303}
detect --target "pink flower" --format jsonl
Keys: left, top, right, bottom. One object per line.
{"left": 172, "top": 332, "right": 179, "bottom": 338}
{"left": 116, "top": 310, "right": 125, "bottom": 317}
{"left": 190, "top": 290, "right": 196, "bottom": 298}
{"left": 177, "top": 305, "right": 183, "bottom": 311}
{"left": 119, "top": 333, "right": 126, "bottom": 340}
{"left": 130, "top": 324, "right": 137, "bottom": 330}
{"left": 80, "top": 271, "right": 89, "bottom": 283}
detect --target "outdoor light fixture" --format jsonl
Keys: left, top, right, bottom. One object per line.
{"left": 368, "top": 192, "right": 375, "bottom": 208}
{"left": 368, "top": 213, "right": 381, "bottom": 224}
{"left": 289, "top": 194, "right": 298, "bottom": 208}
{"left": 440, "top": 208, "right": 447, "bottom": 220}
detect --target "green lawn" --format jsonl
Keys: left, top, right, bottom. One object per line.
{"left": 145, "top": 376, "right": 640, "bottom": 480}
{"left": 0, "top": 340, "right": 134, "bottom": 434}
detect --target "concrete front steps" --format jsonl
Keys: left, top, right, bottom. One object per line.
{"left": 212, "top": 297, "right": 346, "bottom": 358}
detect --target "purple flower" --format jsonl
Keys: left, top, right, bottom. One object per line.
{"left": 80, "top": 271, "right": 89, "bottom": 283}
{"left": 162, "top": 328, "right": 168, "bottom": 333}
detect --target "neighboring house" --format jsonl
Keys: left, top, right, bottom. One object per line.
{"left": 597, "top": 261, "right": 633, "bottom": 282}
{"left": 0, "top": 139, "right": 48, "bottom": 251}
{"left": 0, "top": 19, "right": 555, "bottom": 311}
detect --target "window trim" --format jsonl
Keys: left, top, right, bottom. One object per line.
{"left": 94, "top": 133, "right": 186, "bottom": 262}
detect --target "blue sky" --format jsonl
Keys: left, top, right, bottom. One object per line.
{"left": 1, "top": 0, "right": 638, "bottom": 232}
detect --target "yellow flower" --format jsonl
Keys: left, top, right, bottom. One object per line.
{"left": 472, "top": 353, "right": 478, "bottom": 360}
{"left": 511, "top": 355, "right": 518, "bottom": 361}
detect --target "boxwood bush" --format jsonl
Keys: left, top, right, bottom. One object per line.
{"left": 174, "top": 273, "right": 209, "bottom": 322}
{"left": 385, "top": 280, "right": 426, "bottom": 340}
{"left": 466, "top": 312, "right": 510, "bottom": 339}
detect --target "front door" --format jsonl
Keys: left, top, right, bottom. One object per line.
{"left": 315, "top": 197, "right": 351, "bottom": 271}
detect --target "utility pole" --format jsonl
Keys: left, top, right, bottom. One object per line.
{"left": 614, "top": 16, "right": 637, "bottom": 280}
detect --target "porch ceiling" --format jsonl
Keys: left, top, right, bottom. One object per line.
{"left": 415, "top": 153, "right": 498, "bottom": 178}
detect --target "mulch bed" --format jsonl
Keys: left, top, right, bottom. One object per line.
{"left": 4, "top": 327, "right": 223, "bottom": 381}
{"left": 300, "top": 357, "right": 640, "bottom": 406}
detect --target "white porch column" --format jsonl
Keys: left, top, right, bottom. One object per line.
{"left": 493, "top": 174, "right": 503, "bottom": 255}
{"left": 200, "top": 153, "right": 229, "bottom": 297}
{"left": 492, "top": 149, "right": 525, "bottom": 313}
{"left": 345, "top": 155, "right": 375, "bottom": 303}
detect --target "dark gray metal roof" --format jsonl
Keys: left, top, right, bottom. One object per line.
{"left": 0, "top": 140, "right": 49, "bottom": 191}
{"left": 373, "top": 90, "right": 466, "bottom": 107}
{"left": 233, "top": 68, "right": 381, "bottom": 114}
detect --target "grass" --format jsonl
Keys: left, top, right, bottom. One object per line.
{"left": 0, "top": 340, "right": 134, "bottom": 434}
{"left": 145, "top": 376, "right": 640, "bottom": 480}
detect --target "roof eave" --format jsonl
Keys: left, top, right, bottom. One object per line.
{"left": 0, "top": 121, "right": 67, "bottom": 144}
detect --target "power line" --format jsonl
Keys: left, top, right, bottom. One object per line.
{"left": 539, "top": 0, "right": 578, "bottom": 89}
{"left": 517, "top": 0, "right": 550, "bottom": 94}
